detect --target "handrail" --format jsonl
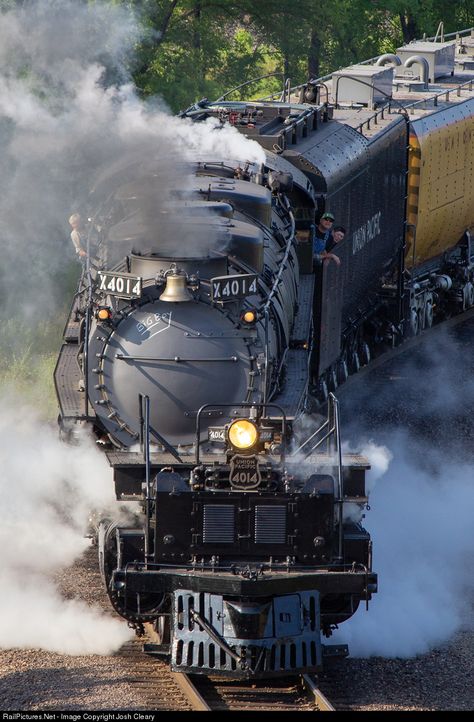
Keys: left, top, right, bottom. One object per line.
{"left": 260, "top": 199, "right": 295, "bottom": 402}
{"left": 214, "top": 71, "right": 285, "bottom": 102}
{"left": 332, "top": 394, "right": 344, "bottom": 562}
{"left": 81, "top": 219, "right": 99, "bottom": 418}
{"left": 138, "top": 393, "right": 184, "bottom": 564}
{"left": 83, "top": 269, "right": 93, "bottom": 418}
{"left": 290, "top": 393, "right": 340, "bottom": 460}
{"left": 289, "top": 393, "right": 344, "bottom": 561}
{"left": 425, "top": 25, "right": 474, "bottom": 41}
{"left": 434, "top": 21, "right": 444, "bottom": 42}
{"left": 356, "top": 77, "right": 474, "bottom": 136}
{"left": 139, "top": 393, "right": 153, "bottom": 565}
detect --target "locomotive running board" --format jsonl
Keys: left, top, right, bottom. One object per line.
{"left": 54, "top": 342, "right": 88, "bottom": 419}
{"left": 272, "top": 273, "right": 315, "bottom": 417}
{"left": 291, "top": 273, "right": 315, "bottom": 343}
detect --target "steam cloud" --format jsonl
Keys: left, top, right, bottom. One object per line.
{"left": 0, "top": 399, "right": 134, "bottom": 654}
{"left": 335, "top": 323, "right": 474, "bottom": 658}
{"left": 0, "top": 0, "right": 266, "bottom": 654}
{"left": 0, "top": 0, "right": 266, "bottom": 317}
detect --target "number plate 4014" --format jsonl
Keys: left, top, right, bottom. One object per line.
{"left": 211, "top": 274, "right": 257, "bottom": 302}
{"left": 229, "top": 454, "right": 262, "bottom": 490}
{"left": 97, "top": 271, "right": 142, "bottom": 298}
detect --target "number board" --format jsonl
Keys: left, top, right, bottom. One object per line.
{"left": 97, "top": 271, "right": 142, "bottom": 299}
{"left": 229, "top": 454, "right": 262, "bottom": 490}
{"left": 211, "top": 273, "right": 258, "bottom": 302}
{"left": 208, "top": 427, "right": 225, "bottom": 443}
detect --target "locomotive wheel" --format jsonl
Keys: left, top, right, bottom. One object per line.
{"left": 337, "top": 359, "right": 349, "bottom": 384}
{"left": 350, "top": 351, "right": 360, "bottom": 374}
{"left": 100, "top": 521, "right": 165, "bottom": 623}
{"left": 409, "top": 308, "right": 419, "bottom": 336}
{"left": 464, "top": 282, "right": 474, "bottom": 309}
{"left": 417, "top": 308, "right": 425, "bottom": 332}
{"left": 327, "top": 367, "right": 338, "bottom": 391}
{"left": 424, "top": 300, "right": 434, "bottom": 328}
{"left": 359, "top": 342, "right": 371, "bottom": 366}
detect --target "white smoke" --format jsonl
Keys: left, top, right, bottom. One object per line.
{"left": 342, "top": 441, "right": 392, "bottom": 523}
{"left": 0, "top": 0, "right": 267, "bottom": 652}
{"left": 361, "top": 441, "right": 392, "bottom": 494}
{"left": 334, "top": 433, "right": 474, "bottom": 657}
{"left": 0, "top": 398, "right": 134, "bottom": 654}
{"left": 0, "top": 0, "right": 266, "bottom": 315}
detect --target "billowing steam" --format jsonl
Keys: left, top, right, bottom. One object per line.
{"left": 0, "top": 0, "right": 266, "bottom": 318}
{"left": 334, "top": 312, "right": 474, "bottom": 658}
{"left": 341, "top": 441, "right": 392, "bottom": 523}
{"left": 0, "top": 398, "right": 134, "bottom": 654}
{"left": 334, "top": 434, "right": 474, "bottom": 657}
{"left": 0, "top": 0, "right": 267, "bottom": 655}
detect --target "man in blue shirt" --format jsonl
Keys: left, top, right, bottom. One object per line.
{"left": 312, "top": 212, "right": 341, "bottom": 267}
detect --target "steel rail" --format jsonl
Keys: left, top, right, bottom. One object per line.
{"left": 171, "top": 672, "right": 212, "bottom": 711}
{"left": 302, "top": 674, "right": 336, "bottom": 711}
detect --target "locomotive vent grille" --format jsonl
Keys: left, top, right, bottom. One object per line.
{"left": 255, "top": 505, "right": 286, "bottom": 544}
{"left": 203, "top": 505, "right": 235, "bottom": 544}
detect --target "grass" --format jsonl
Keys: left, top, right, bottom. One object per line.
{"left": 0, "top": 316, "right": 66, "bottom": 421}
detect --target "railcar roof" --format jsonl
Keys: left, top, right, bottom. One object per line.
{"left": 186, "top": 31, "right": 474, "bottom": 147}
{"left": 330, "top": 67, "right": 474, "bottom": 139}
{"left": 292, "top": 38, "right": 474, "bottom": 140}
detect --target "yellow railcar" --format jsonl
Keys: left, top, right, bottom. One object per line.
{"left": 406, "top": 99, "right": 474, "bottom": 268}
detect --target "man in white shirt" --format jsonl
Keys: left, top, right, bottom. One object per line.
{"left": 69, "top": 213, "right": 87, "bottom": 259}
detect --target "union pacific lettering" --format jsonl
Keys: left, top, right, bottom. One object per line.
{"left": 352, "top": 211, "right": 382, "bottom": 255}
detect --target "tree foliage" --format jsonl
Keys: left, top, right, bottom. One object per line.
{"left": 121, "top": 0, "right": 474, "bottom": 112}
{"left": 3, "top": 0, "right": 472, "bottom": 109}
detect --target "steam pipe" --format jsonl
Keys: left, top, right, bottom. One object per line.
{"left": 141, "top": 394, "right": 152, "bottom": 565}
{"left": 375, "top": 54, "right": 402, "bottom": 67}
{"left": 404, "top": 55, "right": 430, "bottom": 85}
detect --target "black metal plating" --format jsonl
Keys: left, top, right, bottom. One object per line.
{"left": 114, "top": 567, "right": 377, "bottom": 597}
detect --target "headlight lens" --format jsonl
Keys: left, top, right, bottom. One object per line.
{"left": 228, "top": 419, "right": 258, "bottom": 450}
{"left": 97, "top": 307, "right": 112, "bottom": 321}
{"left": 241, "top": 309, "right": 257, "bottom": 324}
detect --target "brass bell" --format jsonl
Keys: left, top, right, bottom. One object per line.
{"left": 160, "top": 271, "right": 193, "bottom": 302}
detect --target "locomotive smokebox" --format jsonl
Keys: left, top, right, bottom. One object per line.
{"left": 88, "top": 301, "right": 253, "bottom": 447}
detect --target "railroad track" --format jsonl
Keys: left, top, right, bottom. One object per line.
{"left": 139, "top": 623, "right": 336, "bottom": 710}
{"left": 53, "top": 547, "right": 337, "bottom": 711}
{"left": 169, "top": 669, "right": 336, "bottom": 711}
{"left": 119, "top": 635, "right": 337, "bottom": 710}
{"left": 114, "top": 640, "right": 195, "bottom": 711}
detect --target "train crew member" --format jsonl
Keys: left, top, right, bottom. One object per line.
{"left": 69, "top": 213, "right": 87, "bottom": 259}
{"left": 326, "top": 225, "right": 346, "bottom": 251}
{"left": 312, "top": 211, "right": 341, "bottom": 267}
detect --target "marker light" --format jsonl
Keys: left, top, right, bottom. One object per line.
{"left": 97, "top": 307, "right": 112, "bottom": 321}
{"left": 228, "top": 419, "right": 258, "bottom": 450}
{"left": 241, "top": 309, "right": 257, "bottom": 325}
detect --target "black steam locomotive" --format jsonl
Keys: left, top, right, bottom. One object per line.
{"left": 55, "top": 28, "right": 474, "bottom": 677}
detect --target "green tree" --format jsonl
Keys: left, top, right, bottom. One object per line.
{"left": 97, "top": 0, "right": 474, "bottom": 109}
{"left": 129, "top": 1, "right": 290, "bottom": 110}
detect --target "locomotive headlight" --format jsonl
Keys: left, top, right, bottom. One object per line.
{"left": 97, "top": 306, "right": 113, "bottom": 321}
{"left": 240, "top": 309, "right": 257, "bottom": 325}
{"left": 228, "top": 419, "right": 259, "bottom": 450}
